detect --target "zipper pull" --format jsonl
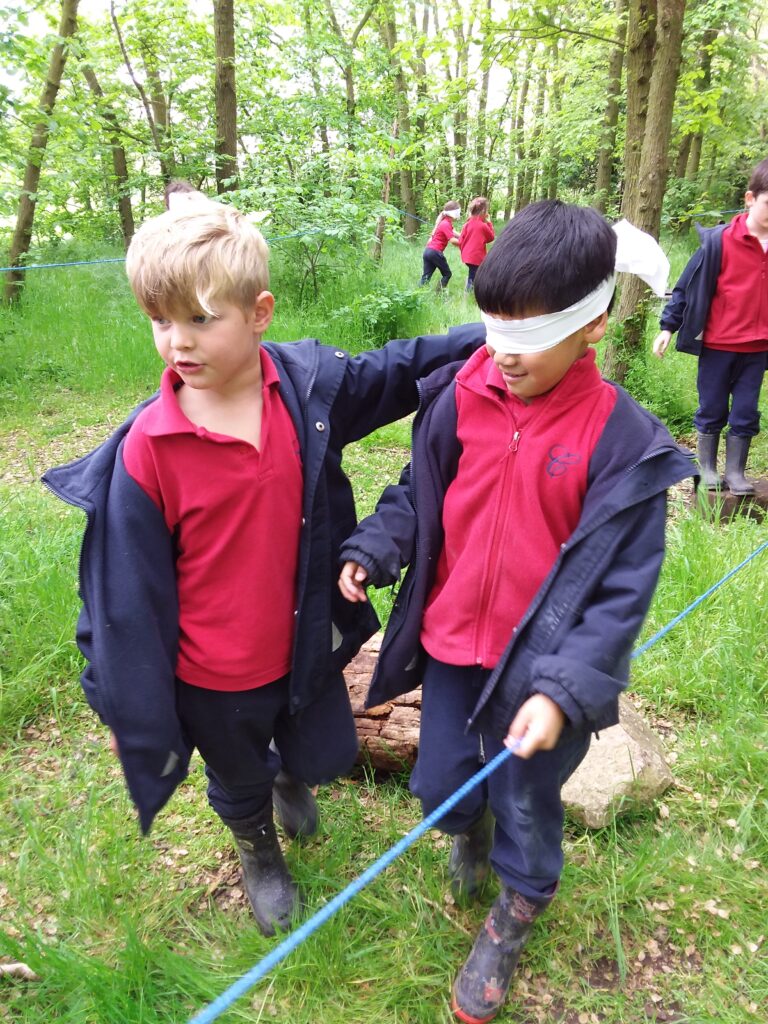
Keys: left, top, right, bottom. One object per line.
{"left": 510, "top": 430, "right": 520, "bottom": 452}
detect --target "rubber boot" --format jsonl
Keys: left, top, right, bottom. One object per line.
{"left": 451, "top": 886, "right": 550, "bottom": 1023}
{"left": 723, "top": 433, "right": 755, "bottom": 495}
{"left": 222, "top": 803, "right": 299, "bottom": 936}
{"left": 273, "top": 770, "right": 319, "bottom": 840}
{"left": 696, "top": 432, "right": 722, "bottom": 490}
{"left": 448, "top": 807, "right": 494, "bottom": 903}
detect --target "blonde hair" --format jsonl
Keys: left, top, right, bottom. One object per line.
{"left": 126, "top": 201, "right": 270, "bottom": 318}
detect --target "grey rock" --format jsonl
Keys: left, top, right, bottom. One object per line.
{"left": 561, "top": 696, "right": 674, "bottom": 829}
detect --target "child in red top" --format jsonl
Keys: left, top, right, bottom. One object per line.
{"left": 458, "top": 196, "right": 495, "bottom": 292}
{"left": 420, "top": 200, "right": 461, "bottom": 291}
{"left": 653, "top": 156, "right": 768, "bottom": 493}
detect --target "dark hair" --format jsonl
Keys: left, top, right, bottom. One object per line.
{"left": 473, "top": 200, "right": 616, "bottom": 316}
{"left": 164, "top": 179, "right": 198, "bottom": 209}
{"left": 747, "top": 158, "right": 768, "bottom": 197}
{"left": 469, "top": 196, "right": 489, "bottom": 217}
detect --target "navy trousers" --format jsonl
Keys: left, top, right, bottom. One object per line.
{"left": 694, "top": 347, "right": 767, "bottom": 437}
{"left": 420, "top": 247, "right": 451, "bottom": 286}
{"left": 410, "top": 657, "right": 591, "bottom": 900}
{"left": 176, "top": 671, "right": 358, "bottom": 820}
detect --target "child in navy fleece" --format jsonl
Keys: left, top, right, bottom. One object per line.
{"left": 339, "top": 201, "right": 695, "bottom": 1023}
{"left": 653, "top": 156, "right": 768, "bottom": 494}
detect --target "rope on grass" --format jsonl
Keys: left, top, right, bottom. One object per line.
{"left": 186, "top": 534, "right": 768, "bottom": 1024}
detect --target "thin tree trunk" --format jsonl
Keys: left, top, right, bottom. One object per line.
{"left": 606, "top": 0, "right": 687, "bottom": 383}
{"left": 684, "top": 29, "right": 717, "bottom": 182}
{"left": 512, "top": 53, "right": 532, "bottom": 212}
{"left": 519, "top": 63, "right": 545, "bottom": 207}
{"left": 471, "top": 0, "right": 492, "bottom": 197}
{"left": 594, "top": 0, "right": 628, "bottom": 212}
{"left": 213, "top": 0, "right": 238, "bottom": 192}
{"left": 373, "top": 130, "right": 397, "bottom": 261}
{"left": 674, "top": 134, "right": 693, "bottom": 177}
{"left": 620, "top": 0, "right": 657, "bottom": 218}
{"left": 379, "top": 13, "right": 418, "bottom": 235}
{"left": 4, "top": 0, "right": 80, "bottom": 303}
{"left": 82, "top": 65, "right": 135, "bottom": 247}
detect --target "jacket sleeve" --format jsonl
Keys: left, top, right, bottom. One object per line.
{"left": 339, "top": 463, "right": 416, "bottom": 588}
{"left": 659, "top": 248, "right": 703, "bottom": 334}
{"left": 529, "top": 492, "right": 666, "bottom": 731}
{"left": 332, "top": 323, "right": 484, "bottom": 443}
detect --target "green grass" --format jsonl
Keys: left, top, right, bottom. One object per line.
{"left": 1, "top": 236, "right": 767, "bottom": 1023}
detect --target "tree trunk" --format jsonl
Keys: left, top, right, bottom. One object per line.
{"left": 606, "top": 0, "right": 687, "bottom": 383}
{"left": 3, "top": 0, "right": 80, "bottom": 303}
{"left": 620, "top": 0, "right": 657, "bottom": 218}
{"left": 684, "top": 29, "right": 717, "bottom": 183}
{"left": 512, "top": 54, "right": 532, "bottom": 212}
{"left": 213, "top": 0, "right": 238, "bottom": 192}
{"left": 674, "top": 133, "right": 693, "bottom": 177}
{"left": 82, "top": 66, "right": 135, "bottom": 248}
{"left": 379, "top": 13, "right": 418, "bottom": 235}
{"left": 518, "top": 63, "right": 545, "bottom": 208}
{"left": 470, "top": 0, "right": 492, "bottom": 197}
{"left": 594, "top": 0, "right": 628, "bottom": 213}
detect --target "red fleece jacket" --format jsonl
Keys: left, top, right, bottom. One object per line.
{"left": 420, "top": 346, "right": 616, "bottom": 668}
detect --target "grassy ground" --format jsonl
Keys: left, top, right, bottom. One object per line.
{"left": 1, "top": 235, "right": 766, "bottom": 1023}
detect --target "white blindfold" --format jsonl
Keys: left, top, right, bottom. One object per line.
{"left": 482, "top": 219, "right": 670, "bottom": 355}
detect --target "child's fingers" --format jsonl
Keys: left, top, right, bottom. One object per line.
{"left": 338, "top": 562, "right": 368, "bottom": 602}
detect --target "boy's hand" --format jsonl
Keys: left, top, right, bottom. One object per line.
{"left": 109, "top": 731, "right": 119, "bottom": 757}
{"left": 652, "top": 330, "right": 672, "bottom": 358}
{"left": 339, "top": 561, "right": 369, "bottom": 603}
{"left": 504, "top": 694, "right": 566, "bottom": 759}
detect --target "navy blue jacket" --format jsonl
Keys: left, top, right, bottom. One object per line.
{"left": 340, "top": 363, "right": 697, "bottom": 741}
{"left": 659, "top": 223, "right": 726, "bottom": 355}
{"left": 42, "top": 329, "right": 484, "bottom": 833}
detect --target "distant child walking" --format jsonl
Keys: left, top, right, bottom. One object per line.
{"left": 653, "top": 156, "right": 768, "bottom": 494}
{"left": 339, "top": 201, "right": 695, "bottom": 1022}
{"left": 420, "top": 200, "right": 461, "bottom": 290}
{"left": 458, "top": 197, "right": 495, "bottom": 292}
{"left": 43, "top": 198, "right": 483, "bottom": 938}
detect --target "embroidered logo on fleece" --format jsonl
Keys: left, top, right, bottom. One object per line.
{"left": 546, "top": 445, "right": 581, "bottom": 477}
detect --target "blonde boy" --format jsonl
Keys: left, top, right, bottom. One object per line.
{"left": 44, "top": 198, "right": 483, "bottom": 935}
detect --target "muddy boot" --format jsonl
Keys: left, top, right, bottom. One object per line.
{"left": 448, "top": 807, "right": 494, "bottom": 903}
{"left": 696, "top": 432, "right": 722, "bottom": 490}
{"left": 723, "top": 433, "right": 755, "bottom": 495}
{"left": 222, "top": 803, "right": 299, "bottom": 936}
{"left": 273, "top": 770, "right": 319, "bottom": 840}
{"left": 451, "top": 886, "right": 550, "bottom": 1023}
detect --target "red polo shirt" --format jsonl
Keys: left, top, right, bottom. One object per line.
{"left": 703, "top": 212, "right": 768, "bottom": 352}
{"left": 123, "top": 349, "right": 303, "bottom": 690}
{"left": 420, "top": 346, "right": 616, "bottom": 668}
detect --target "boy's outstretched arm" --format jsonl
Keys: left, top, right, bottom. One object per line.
{"left": 333, "top": 324, "right": 482, "bottom": 443}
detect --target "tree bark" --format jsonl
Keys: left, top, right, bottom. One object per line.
{"left": 82, "top": 66, "right": 135, "bottom": 247}
{"left": 594, "top": 0, "right": 628, "bottom": 213}
{"left": 606, "top": 0, "right": 687, "bottom": 383}
{"left": 3, "top": 0, "right": 80, "bottom": 303}
{"left": 213, "top": 0, "right": 238, "bottom": 192}
{"left": 379, "top": 11, "right": 418, "bottom": 235}
{"left": 619, "top": 0, "right": 657, "bottom": 218}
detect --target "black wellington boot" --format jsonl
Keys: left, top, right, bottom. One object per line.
{"left": 448, "top": 807, "right": 494, "bottom": 903}
{"left": 696, "top": 431, "right": 722, "bottom": 490}
{"left": 451, "top": 886, "right": 550, "bottom": 1023}
{"left": 273, "top": 770, "right": 319, "bottom": 840}
{"left": 723, "top": 433, "right": 755, "bottom": 495}
{"left": 222, "top": 803, "right": 300, "bottom": 936}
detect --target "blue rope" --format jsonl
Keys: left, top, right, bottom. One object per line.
{"left": 0, "top": 256, "right": 126, "bottom": 272}
{"left": 632, "top": 536, "right": 768, "bottom": 658}
{"left": 189, "top": 739, "right": 520, "bottom": 1024}
{"left": 186, "top": 534, "right": 767, "bottom": 1023}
